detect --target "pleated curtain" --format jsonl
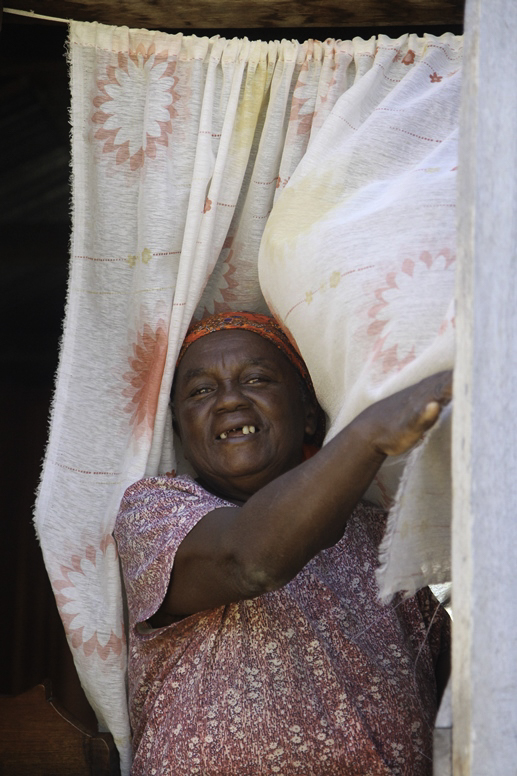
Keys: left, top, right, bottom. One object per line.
{"left": 34, "top": 22, "right": 462, "bottom": 772}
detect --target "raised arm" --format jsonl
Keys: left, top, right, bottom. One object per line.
{"left": 152, "top": 370, "right": 452, "bottom": 623}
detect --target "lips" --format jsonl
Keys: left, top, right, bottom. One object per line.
{"left": 217, "top": 425, "right": 257, "bottom": 440}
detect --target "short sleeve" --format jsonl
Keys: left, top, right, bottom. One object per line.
{"left": 114, "top": 475, "right": 233, "bottom": 627}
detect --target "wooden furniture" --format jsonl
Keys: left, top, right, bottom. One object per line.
{"left": 0, "top": 681, "right": 120, "bottom": 776}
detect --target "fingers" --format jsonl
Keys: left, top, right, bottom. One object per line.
{"left": 420, "top": 400, "right": 441, "bottom": 426}
{"left": 410, "top": 372, "right": 453, "bottom": 435}
{"left": 367, "top": 370, "right": 453, "bottom": 457}
{"left": 424, "top": 370, "right": 453, "bottom": 406}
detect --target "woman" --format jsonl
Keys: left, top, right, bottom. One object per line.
{"left": 114, "top": 311, "right": 451, "bottom": 776}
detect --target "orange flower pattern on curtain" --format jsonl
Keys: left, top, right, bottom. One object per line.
{"left": 196, "top": 236, "right": 241, "bottom": 319}
{"left": 51, "top": 536, "right": 125, "bottom": 663}
{"left": 367, "top": 249, "right": 456, "bottom": 374}
{"left": 92, "top": 45, "right": 180, "bottom": 171}
{"left": 123, "top": 320, "right": 169, "bottom": 434}
{"left": 289, "top": 59, "right": 317, "bottom": 138}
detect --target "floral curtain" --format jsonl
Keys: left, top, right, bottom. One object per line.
{"left": 34, "top": 22, "right": 462, "bottom": 773}
{"left": 258, "top": 32, "right": 462, "bottom": 601}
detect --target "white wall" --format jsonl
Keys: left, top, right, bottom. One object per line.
{"left": 453, "top": 0, "right": 517, "bottom": 773}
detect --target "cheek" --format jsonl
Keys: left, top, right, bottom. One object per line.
{"left": 175, "top": 412, "right": 206, "bottom": 458}
{"left": 268, "top": 399, "right": 306, "bottom": 445}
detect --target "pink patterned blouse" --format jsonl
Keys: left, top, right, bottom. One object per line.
{"left": 114, "top": 475, "right": 449, "bottom": 776}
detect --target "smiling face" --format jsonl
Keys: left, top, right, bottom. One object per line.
{"left": 173, "top": 329, "right": 317, "bottom": 502}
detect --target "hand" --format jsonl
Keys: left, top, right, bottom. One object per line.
{"left": 358, "top": 370, "right": 452, "bottom": 458}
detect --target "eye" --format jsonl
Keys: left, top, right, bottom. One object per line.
{"left": 189, "top": 385, "right": 213, "bottom": 397}
{"left": 244, "top": 373, "right": 272, "bottom": 385}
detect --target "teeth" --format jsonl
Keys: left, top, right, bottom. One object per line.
{"left": 218, "top": 426, "right": 256, "bottom": 440}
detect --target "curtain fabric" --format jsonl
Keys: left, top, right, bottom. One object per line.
{"left": 35, "top": 23, "right": 373, "bottom": 772}
{"left": 258, "top": 32, "right": 462, "bottom": 600}
{"left": 34, "top": 22, "right": 461, "bottom": 772}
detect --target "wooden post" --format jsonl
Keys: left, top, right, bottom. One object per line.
{"left": 453, "top": 0, "right": 517, "bottom": 773}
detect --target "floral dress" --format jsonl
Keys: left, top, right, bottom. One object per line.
{"left": 114, "top": 475, "right": 449, "bottom": 776}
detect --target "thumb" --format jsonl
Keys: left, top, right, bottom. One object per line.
{"left": 420, "top": 400, "right": 442, "bottom": 427}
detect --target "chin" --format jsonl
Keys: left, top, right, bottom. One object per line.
{"left": 200, "top": 466, "right": 270, "bottom": 500}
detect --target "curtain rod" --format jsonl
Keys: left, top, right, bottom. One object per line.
{"left": 3, "top": 7, "right": 70, "bottom": 24}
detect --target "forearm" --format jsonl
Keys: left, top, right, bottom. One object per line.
{"left": 233, "top": 419, "right": 386, "bottom": 590}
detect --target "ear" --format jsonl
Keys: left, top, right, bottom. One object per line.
{"left": 303, "top": 398, "right": 319, "bottom": 439}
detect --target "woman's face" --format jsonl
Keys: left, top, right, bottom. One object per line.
{"left": 173, "top": 329, "right": 316, "bottom": 502}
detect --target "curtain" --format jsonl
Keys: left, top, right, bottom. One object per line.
{"left": 33, "top": 22, "right": 462, "bottom": 773}
{"left": 258, "top": 32, "right": 462, "bottom": 600}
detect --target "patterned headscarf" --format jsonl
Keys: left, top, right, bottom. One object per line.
{"left": 176, "top": 311, "right": 325, "bottom": 449}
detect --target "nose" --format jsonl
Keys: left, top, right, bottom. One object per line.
{"left": 214, "top": 380, "right": 250, "bottom": 412}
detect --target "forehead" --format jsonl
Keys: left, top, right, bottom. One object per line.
{"left": 176, "top": 329, "right": 294, "bottom": 379}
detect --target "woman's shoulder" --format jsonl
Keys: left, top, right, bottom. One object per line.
{"left": 121, "top": 473, "right": 203, "bottom": 504}
{"left": 115, "top": 474, "right": 232, "bottom": 530}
